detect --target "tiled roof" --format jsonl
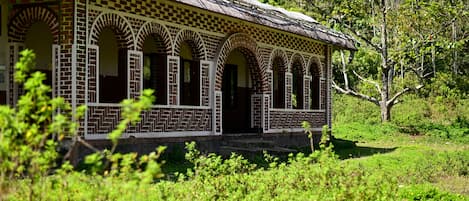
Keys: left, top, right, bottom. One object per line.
{"left": 175, "top": 0, "right": 356, "bottom": 50}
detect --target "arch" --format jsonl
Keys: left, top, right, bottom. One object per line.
{"left": 8, "top": 6, "right": 59, "bottom": 43}
{"left": 270, "top": 49, "right": 288, "bottom": 109}
{"left": 136, "top": 21, "right": 173, "bottom": 53}
{"left": 289, "top": 53, "right": 306, "bottom": 74}
{"left": 89, "top": 12, "right": 135, "bottom": 49}
{"left": 307, "top": 56, "right": 324, "bottom": 77}
{"left": 174, "top": 29, "right": 207, "bottom": 60}
{"left": 215, "top": 33, "right": 266, "bottom": 92}
{"left": 268, "top": 48, "right": 288, "bottom": 71}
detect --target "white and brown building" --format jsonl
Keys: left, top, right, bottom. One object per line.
{"left": 0, "top": 0, "right": 355, "bottom": 149}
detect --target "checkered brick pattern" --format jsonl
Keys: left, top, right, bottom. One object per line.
{"left": 89, "top": 0, "right": 325, "bottom": 54}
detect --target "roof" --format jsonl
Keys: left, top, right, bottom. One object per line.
{"left": 174, "top": 0, "right": 356, "bottom": 50}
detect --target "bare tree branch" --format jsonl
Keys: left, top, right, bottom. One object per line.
{"left": 332, "top": 80, "right": 380, "bottom": 106}
{"left": 340, "top": 50, "right": 350, "bottom": 90}
{"left": 352, "top": 70, "right": 382, "bottom": 93}
{"left": 387, "top": 84, "right": 423, "bottom": 106}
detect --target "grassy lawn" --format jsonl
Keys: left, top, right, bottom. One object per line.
{"left": 332, "top": 122, "right": 469, "bottom": 198}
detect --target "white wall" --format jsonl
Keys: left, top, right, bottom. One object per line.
{"left": 24, "top": 21, "right": 53, "bottom": 71}
{"left": 98, "top": 28, "right": 118, "bottom": 76}
{"left": 225, "top": 49, "right": 251, "bottom": 88}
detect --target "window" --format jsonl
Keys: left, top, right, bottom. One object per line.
{"left": 292, "top": 61, "right": 303, "bottom": 109}
{"left": 310, "top": 63, "right": 320, "bottom": 109}
{"left": 179, "top": 41, "right": 200, "bottom": 106}
{"left": 143, "top": 34, "right": 167, "bottom": 105}
{"left": 273, "top": 57, "right": 285, "bottom": 108}
{"left": 98, "top": 27, "right": 127, "bottom": 103}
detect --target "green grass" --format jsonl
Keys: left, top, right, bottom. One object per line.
{"left": 4, "top": 95, "right": 469, "bottom": 200}
{"left": 5, "top": 126, "right": 468, "bottom": 200}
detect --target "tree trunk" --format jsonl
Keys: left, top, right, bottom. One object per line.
{"left": 380, "top": 100, "right": 391, "bottom": 122}
{"left": 380, "top": 0, "right": 390, "bottom": 122}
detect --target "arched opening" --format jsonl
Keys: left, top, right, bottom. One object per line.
{"left": 292, "top": 60, "right": 304, "bottom": 109}
{"left": 24, "top": 21, "right": 53, "bottom": 89}
{"left": 143, "top": 34, "right": 167, "bottom": 105}
{"left": 179, "top": 41, "right": 200, "bottom": 106}
{"left": 310, "top": 62, "right": 320, "bottom": 109}
{"left": 222, "top": 48, "right": 258, "bottom": 133}
{"left": 272, "top": 57, "right": 286, "bottom": 108}
{"left": 98, "top": 27, "right": 127, "bottom": 103}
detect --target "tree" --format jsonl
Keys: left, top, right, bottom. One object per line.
{"left": 271, "top": 0, "right": 468, "bottom": 122}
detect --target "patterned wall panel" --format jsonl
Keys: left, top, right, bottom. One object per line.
{"left": 128, "top": 51, "right": 143, "bottom": 99}
{"left": 269, "top": 110, "right": 326, "bottom": 129}
{"left": 285, "top": 73, "right": 292, "bottom": 109}
{"left": 251, "top": 94, "right": 262, "bottom": 128}
{"left": 214, "top": 91, "right": 222, "bottom": 134}
{"left": 304, "top": 76, "right": 311, "bottom": 110}
{"left": 200, "top": 61, "right": 211, "bottom": 107}
{"left": 263, "top": 95, "right": 270, "bottom": 131}
{"left": 87, "top": 46, "right": 98, "bottom": 103}
{"left": 87, "top": 106, "right": 212, "bottom": 134}
{"left": 167, "top": 56, "right": 179, "bottom": 105}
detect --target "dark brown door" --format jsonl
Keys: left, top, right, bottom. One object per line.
{"left": 222, "top": 64, "right": 252, "bottom": 133}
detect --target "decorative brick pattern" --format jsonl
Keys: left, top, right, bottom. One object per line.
{"left": 8, "top": 6, "right": 59, "bottom": 43}
{"left": 200, "top": 61, "right": 211, "bottom": 107}
{"left": 304, "top": 76, "right": 311, "bottom": 110}
{"left": 214, "top": 91, "right": 222, "bottom": 133}
{"left": 167, "top": 56, "right": 180, "bottom": 105}
{"left": 200, "top": 33, "right": 224, "bottom": 60}
{"left": 75, "top": 0, "right": 89, "bottom": 106}
{"left": 87, "top": 106, "right": 211, "bottom": 134}
{"left": 269, "top": 110, "right": 326, "bottom": 129}
{"left": 136, "top": 22, "right": 173, "bottom": 53}
{"left": 89, "top": 12, "right": 135, "bottom": 49}
{"left": 52, "top": 45, "right": 60, "bottom": 98}
{"left": 128, "top": 51, "right": 142, "bottom": 99}
{"left": 215, "top": 33, "right": 267, "bottom": 92}
{"left": 251, "top": 95, "right": 262, "bottom": 128}
{"left": 285, "top": 72, "right": 292, "bottom": 109}
{"left": 263, "top": 95, "right": 270, "bottom": 130}
{"left": 88, "top": 0, "right": 325, "bottom": 54}
{"left": 8, "top": 0, "right": 335, "bottom": 138}
{"left": 87, "top": 46, "right": 98, "bottom": 103}
{"left": 173, "top": 29, "right": 206, "bottom": 60}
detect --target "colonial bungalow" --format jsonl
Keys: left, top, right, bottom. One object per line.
{"left": 0, "top": 0, "right": 355, "bottom": 148}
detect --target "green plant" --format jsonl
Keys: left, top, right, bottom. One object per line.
{"left": 0, "top": 50, "right": 166, "bottom": 200}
